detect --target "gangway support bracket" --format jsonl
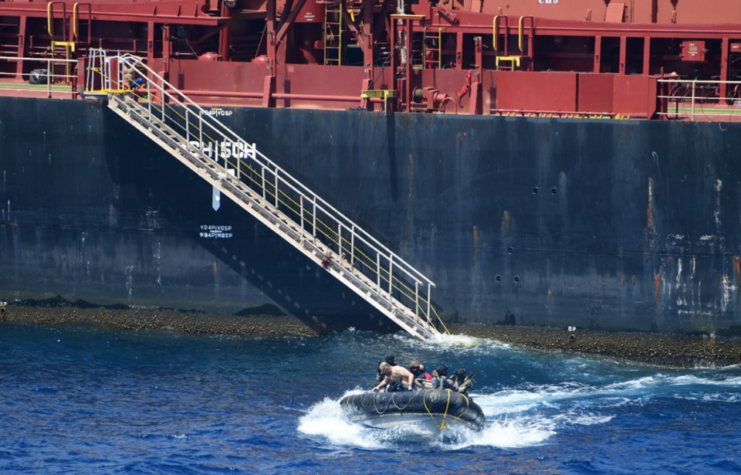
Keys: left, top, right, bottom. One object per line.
{"left": 361, "top": 89, "right": 395, "bottom": 113}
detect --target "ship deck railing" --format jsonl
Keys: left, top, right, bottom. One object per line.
{"left": 0, "top": 55, "right": 76, "bottom": 99}
{"left": 658, "top": 78, "right": 741, "bottom": 122}
{"left": 91, "top": 51, "right": 444, "bottom": 341}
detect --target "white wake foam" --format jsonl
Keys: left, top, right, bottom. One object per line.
{"left": 297, "top": 396, "right": 383, "bottom": 449}
{"left": 297, "top": 390, "right": 565, "bottom": 450}
{"left": 459, "top": 417, "right": 556, "bottom": 449}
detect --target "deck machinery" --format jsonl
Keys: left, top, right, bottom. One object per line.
{"left": 0, "top": 0, "right": 740, "bottom": 120}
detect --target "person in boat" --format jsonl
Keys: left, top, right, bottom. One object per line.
{"left": 385, "top": 372, "right": 409, "bottom": 392}
{"left": 431, "top": 364, "right": 475, "bottom": 395}
{"left": 409, "top": 360, "right": 432, "bottom": 380}
{"left": 372, "top": 362, "right": 414, "bottom": 392}
{"left": 451, "top": 368, "right": 474, "bottom": 396}
{"left": 431, "top": 364, "right": 461, "bottom": 392}
{"left": 376, "top": 352, "right": 398, "bottom": 382}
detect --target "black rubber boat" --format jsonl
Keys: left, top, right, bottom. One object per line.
{"left": 339, "top": 389, "right": 486, "bottom": 432}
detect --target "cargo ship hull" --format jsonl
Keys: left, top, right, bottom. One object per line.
{"left": 2, "top": 96, "right": 740, "bottom": 334}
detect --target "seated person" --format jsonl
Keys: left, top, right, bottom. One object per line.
{"left": 122, "top": 65, "right": 144, "bottom": 90}
{"left": 409, "top": 360, "right": 432, "bottom": 380}
{"left": 451, "top": 368, "right": 474, "bottom": 395}
{"left": 431, "top": 364, "right": 460, "bottom": 392}
{"left": 372, "top": 362, "right": 414, "bottom": 392}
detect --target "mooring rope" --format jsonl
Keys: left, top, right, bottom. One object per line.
{"left": 421, "top": 389, "right": 471, "bottom": 431}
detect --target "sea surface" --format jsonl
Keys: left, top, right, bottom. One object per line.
{"left": 1, "top": 323, "right": 741, "bottom": 474}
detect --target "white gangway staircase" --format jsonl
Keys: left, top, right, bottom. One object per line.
{"left": 85, "top": 51, "right": 444, "bottom": 342}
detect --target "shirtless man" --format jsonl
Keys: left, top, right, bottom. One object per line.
{"left": 372, "top": 362, "right": 415, "bottom": 392}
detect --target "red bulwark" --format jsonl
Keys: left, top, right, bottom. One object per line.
{"left": 613, "top": 76, "right": 655, "bottom": 118}
{"left": 577, "top": 74, "right": 614, "bottom": 114}
{"left": 498, "top": 71, "right": 577, "bottom": 113}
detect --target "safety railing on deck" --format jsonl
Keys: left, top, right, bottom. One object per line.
{"left": 0, "top": 55, "right": 76, "bottom": 98}
{"left": 658, "top": 78, "right": 741, "bottom": 122}
{"left": 97, "top": 53, "right": 442, "bottom": 331}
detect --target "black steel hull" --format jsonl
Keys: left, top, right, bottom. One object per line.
{"left": 2, "top": 96, "right": 741, "bottom": 334}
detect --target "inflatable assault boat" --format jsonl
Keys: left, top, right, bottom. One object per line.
{"left": 339, "top": 389, "right": 485, "bottom": 431}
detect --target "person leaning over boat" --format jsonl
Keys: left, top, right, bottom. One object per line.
{"left": 385, "top": 372, "right": 409, "bottom": 392}
{"left": 376, "top": 352, "right": 398, "bottom": 382}
{"left": 409, "top": 361, "right": 432, "bottom": 380}
{"left": 372, "top": 362, "right": 414, "bottom": 392}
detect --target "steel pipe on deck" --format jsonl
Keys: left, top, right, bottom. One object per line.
{"left": 171, "top": 90, "right": 359, "bottom": 103}
{"left": 173, "top": 90, "right": 263, "bottom": 98}
{"left": 271, "top": 93, "right": 359, "bottom": 102}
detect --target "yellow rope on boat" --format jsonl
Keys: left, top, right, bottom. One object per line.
{"left": 422, "top": 389, "right": 471, "bottom": 430}
{"left": 423, "top": 389, "right": 451, "bottom": 430}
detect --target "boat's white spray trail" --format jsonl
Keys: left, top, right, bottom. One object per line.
{"left": 298, "top": 371, "right": 741, "bottom": 450}
{"left": 298, "top": 389, "right": 566, "bottom": 450}
{"left": 298, "top": 331, "right": 741, "bottom": 451}
{"left": 297, "top": 396, "right": 384, "bottom": 449}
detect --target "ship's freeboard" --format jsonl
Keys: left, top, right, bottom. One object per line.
{"left": 2, "top": 96, "right": 741, "bottom": 334}
{"left": 2, "top": 0, "right": 741, "bottom": 334}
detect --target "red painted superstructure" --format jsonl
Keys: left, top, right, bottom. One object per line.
{"left": 2, "top": 0, "right": 741, "bottom": 119}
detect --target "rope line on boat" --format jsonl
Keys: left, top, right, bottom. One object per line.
{"left": 390, "top": 392, "right": 418, "bottom": 411}
{"left": 454, "top": 392, "right": 471, "bottom": 424}
{"left": 423, "top": 389, "right": 452, "bottom": 430}
{"left": 346, "top": 389, "right": 472, "bottom": 431}
{"left": 421, "top": 389, "right": 470, "bottom": 430}
{"left": 368, "top": 391, "right": 417, "bottom": 414}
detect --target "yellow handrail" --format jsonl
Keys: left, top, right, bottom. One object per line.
{"left": 438, "top": 28, "right": 443, "bottom": 69}
{"left": 73, "top": 3, "right": 78, "bottom": 39}
{"left": 519, "top": 16, "right": 524, "bottom": 53}
{"left": 495, "top": 55, "right": 521, "bottom": 70}
{"left": 493, "top": 15, "right": 498, "bottom": 52}
{"left": 47, "top": 2, "right": 53, "bottom": 36}
{"left": 423, "top": 28, "right": 427, "bottom": 68}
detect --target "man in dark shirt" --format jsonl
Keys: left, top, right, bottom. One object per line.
{"left": 431, "top": 364, "right": 460, "bottom": 392}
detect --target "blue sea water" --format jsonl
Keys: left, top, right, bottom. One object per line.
{"left": 1, "top": 323, "right": 741, "bottom": 474}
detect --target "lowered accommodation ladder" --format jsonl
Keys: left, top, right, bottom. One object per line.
{"left": 89, "top": 52, "right": 442, "bottom": 342}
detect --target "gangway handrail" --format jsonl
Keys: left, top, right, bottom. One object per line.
{"left": 105, "top": 88, "right": 441, "bottom": 339}
{"left": 112, "top": 52, "right": 436, "bottom": 292}
{"left": 96, "top": 57, "right": 444, "bottom": 339}
{"left": 94, "top": 50, "right": 441, "bottom": 334}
